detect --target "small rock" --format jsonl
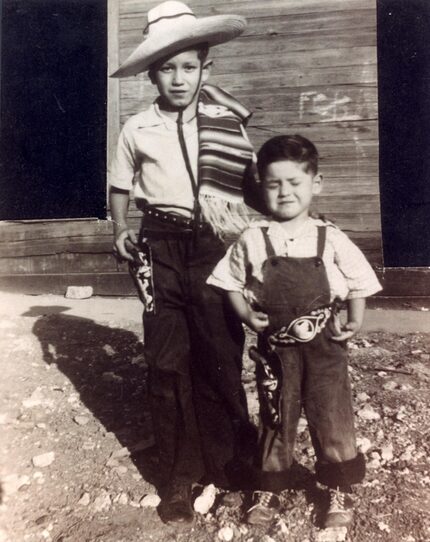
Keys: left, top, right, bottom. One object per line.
{"left": 110, "top": 447, "right": 130, "bottom": 459}
{"left": 219, "top": 492, "right": 242, "bottom": 507}
{"left": 32, "top": 452, "right": 55, "bottom": 468}
{"left": 78, "top": 492, "right": 90, "bottom": 506}
{"left": 106, "top": 458, "right": 120, "bottom": 468}
{"left": 194, "top": 484, "right": 217, "bottom": 514}
{"left": 3, "top": 474, "right": 30, "bottom": 496}
{"left": 73, "top": 415, "right": 89, "bottom": 426}
{"left": 297, "top": 417, "right": 308, "bottom": 433}
{"left": 113, "top": 466, "right": 128, "bottom": 475}
{"left": 140, "top": 494, "right": 161, "bottom": 508}
{"left": 65, "top": 286, "right": 93, "bottom": 299}
{"left": 103, "top": 345, "right": 116, "bottom": 356}
{"left": 411, "top": 349, "right": 422, "bottom": 355}
{"left": 218, "top": 526, "right": 234, "bottom": 541}
{"left": 22, "top": 388, "right": 50, "bottom": 409}
{"left": 316, "top": 527, "right": 347, "bottom": 542}
{"left": 377, "top": 521, "right": 390, "bottom": 533}
{"left": 93, "top": 491, "right": 111, "bottom": 512}
{"left": 0, "top": 413, "right": 10, "bottom": 425}
{"left": 117, "top": 493, "right": 129, "bottom": 505}
{"left": 383, "top": 381, "right": 398, "bottom": 391}
{"left": 380, "top": 444, "right": 394, "bottom": 462}
{"left": 356, "top": 436, "right": 372, "bottom": 454}
{"left": 357, "top": 406, "right": 380, "bottom": 421}
{"left": 102, "top": 372, "right": 123, "bottom": 384}
{"left": 356, "top": 392, "right": 370, "bottom": 402}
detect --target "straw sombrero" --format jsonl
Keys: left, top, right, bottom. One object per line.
{"left": 111, "top": 1, "right": 247, "bottom": 78}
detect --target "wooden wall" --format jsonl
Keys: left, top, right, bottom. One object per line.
{"left": 0, "top": 0, "right": 426, "bottom": 296}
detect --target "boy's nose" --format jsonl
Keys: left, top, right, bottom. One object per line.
{"left": 279, "top": 182, "right": 292, "bottom": 196}
{"left": 172, "top": 70, "right": 184, "bottom": 85}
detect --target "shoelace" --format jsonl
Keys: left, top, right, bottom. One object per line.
{"left": 328, "top": 488, "right": 347, "bottom": 512}
{"left": 254, "top": 491, "right": 274, "bottom": 507}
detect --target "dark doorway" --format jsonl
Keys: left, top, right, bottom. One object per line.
{"left": 377, "top": 0, "right": 430, "bottom": 266}
{"left": 0, "top": 0, "right": 107, "bottom": 220}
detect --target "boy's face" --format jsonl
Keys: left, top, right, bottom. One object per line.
{"left": 151, "top": 49, "right": 210, "bottom": 110}
{"left": 262, "top": 160, "right": 322, "bottom": 222}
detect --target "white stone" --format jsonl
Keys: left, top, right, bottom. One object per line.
{"left": 139, "top": 494, "right": 161, "bottom": 508}
{"left": 383, "top": 381, "right": 398, "bottom": 391}
{"left": 3, "top": 474, "right": 30, "bottom": 495}
{"left": 65, "top": 286, "right": 93, "bottom": 299}
{"left": 78, "top": 492, "right": 91, "bottom": 506}
{"left": 357, "top": 406, "right": 380, "bottom": 420}
{"left": 32, "top": 452, "right": 55, "bottom": 468}
{"left": 93, "top": 491, "right": 111, "bottom": 512}
{"left": 297, "top": 417, "right": 308, "bottom": 433}
{"left": 0, "top": 413, "right": 10, "bottom": 425}
{"left": 218, "top": 526, "right": 234, "bottom": 541}
{"left": 102, "top": 345, "right": 116, "bottom": 356}
{"left": 194, "top": 484, "right": 217, "bottom": 514}
{"left": 73, "top": 415, "right": 90, "bottom": 426}
{"left": 377, "top": 521, "right": 390, "bottom": 533}
{"left": 356, "top": 392, "right": 370, "bottom": 402}
{"left": 356, "top": 436, "right": 372, "bottom": 454}
{"left": 316, "top": 527, "right": 347, "bottom": 542}
{"left": 117, "top": 493, "right": 129, "bottom": 505}
{"left": 381, "top": 444, "right": 394, "bottom": 462}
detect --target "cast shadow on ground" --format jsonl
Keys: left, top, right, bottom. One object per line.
{"left": 23, "top": 305, "right": 162, "bottom": 489}
{"left": 23, "top": 305, "right": 330, "bottom": 521}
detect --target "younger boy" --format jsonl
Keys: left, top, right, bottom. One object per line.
{"left": 109, "top": 1, "right": 259, "bottom": 525}
{"left": 207, "top": 134, "right": 382, "bottom": 528}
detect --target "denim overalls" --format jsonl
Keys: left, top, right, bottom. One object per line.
{"left": 254, "top": 226, "right": 365, "bottom": 493}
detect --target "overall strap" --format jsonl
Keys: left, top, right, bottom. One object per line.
{"left": 316, "top": 226, "right": 327, "bottom": 259}
{"left": 261, "top": 227, "right": 276, "bottom": 258}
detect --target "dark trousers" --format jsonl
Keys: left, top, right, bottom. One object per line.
{"left": 257, "top": 325, "right": 365, "bottom": 492}
{"left": 141, "top": 220, "right": 252, "bottom": 488}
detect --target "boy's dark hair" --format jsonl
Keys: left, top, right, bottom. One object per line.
{"left": 257, "top": 134, "right": 319, "bottom": 178}
{"left": 148, "top": 43, "right": 209, "bottom": 81}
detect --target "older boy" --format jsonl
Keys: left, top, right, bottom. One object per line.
{"left": 109, "top": 1, "right": 259, "bottom": 525}
{"left": 208, "top": 135, "right": 382, "bottom": 528}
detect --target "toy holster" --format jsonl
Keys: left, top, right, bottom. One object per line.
{"left": 128, "top": 240, "right": 156, "bottom": 314}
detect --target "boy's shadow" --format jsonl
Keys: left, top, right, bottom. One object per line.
{"left": 23, "top": 305, "right": 163, "bottom": 490}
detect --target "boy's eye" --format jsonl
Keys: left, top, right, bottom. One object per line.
{"left": 184, "top": 64, "right": 198, "bottom": 72}
{"left": 265, "top": 182, "right": 280, "bottom": 189}
{"left": 160, "top": 66, "right": 173, "bottom": 73}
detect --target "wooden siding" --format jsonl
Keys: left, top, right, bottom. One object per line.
{"left": 1, "top": 0, "right": 419, "bottom": 296}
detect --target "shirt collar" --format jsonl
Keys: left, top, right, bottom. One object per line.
{"left": 135, "top": 102, "right": 197, "bottom": 133}
{"left": 267, "top": 217, "right": 317, "bottom": 240}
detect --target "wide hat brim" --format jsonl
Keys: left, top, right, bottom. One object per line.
{"left": 111, "top": 14, "right": 246, "bottom": 78}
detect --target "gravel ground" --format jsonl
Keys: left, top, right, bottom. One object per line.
{"left": 0, "top": 302, "right": 429, "bottom": 542}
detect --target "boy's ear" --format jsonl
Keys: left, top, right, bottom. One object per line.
{"left": 201, "top": 59, "right": 213, "bottom": 83}
{"left": 312, "top": 173, "right": 323, "bottom": 195}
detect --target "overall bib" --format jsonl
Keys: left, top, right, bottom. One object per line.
{"left": 255, "top": 226, "right": 365, "bottom": 493}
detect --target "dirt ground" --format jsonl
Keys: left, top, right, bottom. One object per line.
{"left": 0, "top": 297, "right": 429, "bottom": 542}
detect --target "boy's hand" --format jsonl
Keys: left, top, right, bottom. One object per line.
{"left": 330, "top": 320, "right": 361, "bottom": 342}
{"left": 245, "top": 309, "right": 269, "bottom": 333}
{"left": 113, "top": 228, "right": 138, "bottom": 262}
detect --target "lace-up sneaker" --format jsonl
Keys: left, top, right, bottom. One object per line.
{"left": 324, "top": 487, "right": 354, "bottom": 528}
{"left": 245, "top": 491, "right": 280, "bottom": 525}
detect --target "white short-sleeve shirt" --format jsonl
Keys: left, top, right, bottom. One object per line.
{"left": 207, "top": 217, "right": 382, "bottom": 305}
{"left": 108, "top": 102, "right": 198, "bottom": 217}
